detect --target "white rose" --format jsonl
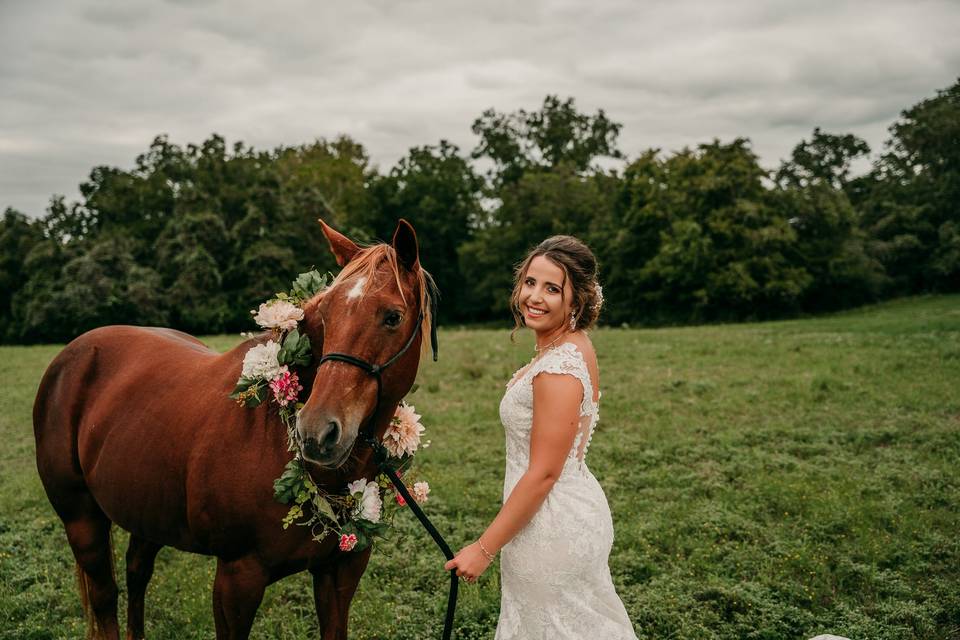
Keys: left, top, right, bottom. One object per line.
{"left": 347, "top": 478, "right": 382, "bottom": 523}
{"left": 251, "top": 300, "right": 304, "bottom": 331}
{"left": 240, "top": 340, "right": 282, "bottom": 380}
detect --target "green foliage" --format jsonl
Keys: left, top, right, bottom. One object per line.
{"left": 278, "top": 328, "right": 311, "bottom": 367}
{"left": 856, "top": 77, "right": 960, "bottom": 293}
{"left": 228, "top": 377, "right": 267, "bottom": 407}
{"left": 3, "top": 82, "right": 960, "bottom": 342}
{"left": 0, "top": 209, "right": 45, "bottom": 340}
{"left": 17, "top": 235, "right": 168, "bottom": 342}
{"left": 367, "top": 141, "right": 483, "bottom": 323}
{"left": 599, "top": 139, "right": 813, "bottom": 323}
{"left": 775, "top": 127, "right": 871, "bottom": 190}
{"left": 471, "top": 95, "right": 623, "bottom": 184}
{"left": 289, "top": 270, "right": 329, "bottom": 302}
{"left": 775, "top": 183, "right": 887, "bottom": 311}
{"left": 460, "top": 164, "right": 616, "bottom": 320}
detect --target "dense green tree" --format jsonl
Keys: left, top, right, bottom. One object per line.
{"left": 168, "top": 246, "right": 229, "bottom": 332}
{"left": 775, "top": 127, "right": 871, "bottom": 191}
{"left": 276, "top": 136, "right": 374, "bottom": 256}
{"left": 17, "top": 236, "right": 166, "bottom": 342}
{"left": 2, "top": 85, "right": 957, "bottom": 343}
{"left": 602, "top": 140, "right": 812, "bottom": 323}
{"left": 857, "top": 78, "right": 960, "bottom": 292}
{"left": 0, "top": 209, "right": 45, "bottom": 340}
{"left": 471, "top": 95, "right": 622, "bottom": 185}
{"left": 771, "top": 130, "right": 887, "bottom": 310}
{"left": 775, "top": 183, "right": 887, "bottom": 310}
{"left": 367, "top": 141, "right": 482, "bottom": 322}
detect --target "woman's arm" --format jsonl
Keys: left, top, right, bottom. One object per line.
{"left": 444, "top": 372, "right": 582, "bottom": 581}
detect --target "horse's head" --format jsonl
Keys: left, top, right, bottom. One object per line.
{"left": 296, "top": 219, "right": 437, "bottom": 468}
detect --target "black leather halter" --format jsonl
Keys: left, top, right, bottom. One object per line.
{"left": 315, "top": 275, "right": 457, "bottom": 640}
{"left": 316, "top": 271, "right": 439, "bottom": 432}
{"left": 316, "top": 307, "right": 427, "bottom": 434}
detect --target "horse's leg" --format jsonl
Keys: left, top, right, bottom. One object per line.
{"left": 311, "top": 546, "right": 372, "bottom": 640}
{"left": 124, "top": 535, "right": 162, "bottom": 640}
{"left": 211, "top": 556, "right": 268, "bottom": 640}
{"left": 61, "top": 499, "right": 121, "bottom": 640}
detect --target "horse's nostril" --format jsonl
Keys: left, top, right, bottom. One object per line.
{"left": 322, "top": 420, "right": 341, "bottom": 449}
{"left": 303, "top": 437, "right": 321, "bottom": 458}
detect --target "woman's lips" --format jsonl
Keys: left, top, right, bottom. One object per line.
{"left": 526, "top": 305, "right": 547, "bottom": 318}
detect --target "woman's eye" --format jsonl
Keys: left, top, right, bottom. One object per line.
{"left": 384, "top": 311, "right": 403, "bottom": 327}
{"left": 548, "top": 286, "right": 559, "bottom": 294}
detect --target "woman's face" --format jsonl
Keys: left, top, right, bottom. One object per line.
{"left": 519, "top": 255, "right": 574, "bottom": 333}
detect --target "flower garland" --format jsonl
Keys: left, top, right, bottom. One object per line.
{"left": 229, "top": 270, "right": 431, "bottom": 552}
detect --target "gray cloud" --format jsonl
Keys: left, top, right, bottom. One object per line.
{"left": 1, "top": 0, "right": 958, "bottom": 217}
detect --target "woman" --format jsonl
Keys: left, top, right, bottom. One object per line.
{"left": 445, "top": 236, "right": 638, "bottom": 639}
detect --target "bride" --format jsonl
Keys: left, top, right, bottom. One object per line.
{"left": 445, "top": 235, "right": 638, "bottom": 639}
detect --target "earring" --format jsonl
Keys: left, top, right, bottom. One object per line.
{"left": 569, "top": 311, "right": 576, "bottom": 331}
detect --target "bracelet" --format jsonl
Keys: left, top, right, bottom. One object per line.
{"left": 478, "top": 539, "right": 496, "bottom": 562}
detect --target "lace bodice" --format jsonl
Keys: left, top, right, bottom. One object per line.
{"left": 500, "top": 342, "right": 600, "bottom": 477}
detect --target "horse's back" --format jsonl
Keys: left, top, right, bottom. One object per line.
{"left": 33, "top": 326, "right": 236, "bottom": 539}
{"left": 34, "top": 324, "right": 219, "bottom": 433}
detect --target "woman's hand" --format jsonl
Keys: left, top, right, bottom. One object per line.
{"left": 444, "top": 541, "right": 494, "bottom": 583}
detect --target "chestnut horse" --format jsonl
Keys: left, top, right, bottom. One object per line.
{"left": 33, "top": 219, "right": 436, "bottom": 639}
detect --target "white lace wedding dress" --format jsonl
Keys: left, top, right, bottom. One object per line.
{"left": 496, "top": 342, "right": 638, "bottom": 639}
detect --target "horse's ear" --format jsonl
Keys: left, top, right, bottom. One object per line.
{"left": 318, "top": 219, "right": 360, "bottom": 267}
{"left": 392, "top": 219, "right": 420, "bottom": 272}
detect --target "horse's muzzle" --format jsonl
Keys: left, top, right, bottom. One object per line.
{"left": 303, "top": 419, "right": 339, "bottom": 455}
{"left": 298, "top": 415, "right": 354, "bottom": 467}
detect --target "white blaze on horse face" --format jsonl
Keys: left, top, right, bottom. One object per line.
{"left": 346, "top": 276, "right": 367, "bottom": 301}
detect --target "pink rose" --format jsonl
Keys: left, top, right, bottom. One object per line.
{"left": 339, "top": 533, "right": 358, "bottom": 552}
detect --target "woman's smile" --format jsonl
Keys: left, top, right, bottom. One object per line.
{"left": 520, "top": 255, "right": 572, "bottom": 332}
{"left": 525, "top": 304, "right": 548, "bottom": 318}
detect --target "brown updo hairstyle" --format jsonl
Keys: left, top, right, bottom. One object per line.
{"left": 510, "top": 235, "right": 603, "bottom": 340}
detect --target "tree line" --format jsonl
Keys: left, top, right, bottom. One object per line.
{"left": 1, "top": 80, "right": 957, "bottom": 343}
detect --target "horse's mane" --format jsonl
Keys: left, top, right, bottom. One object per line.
{"left": 329, "top": 243, "right": 436, "bottom": 357}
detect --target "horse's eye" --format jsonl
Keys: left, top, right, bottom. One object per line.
{"left": 384, "top": 311, "right": 403, "bottom": 328}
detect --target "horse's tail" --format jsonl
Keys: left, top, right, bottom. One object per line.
{"left": 74, "top": 528, "right": 116, "bottom": 640}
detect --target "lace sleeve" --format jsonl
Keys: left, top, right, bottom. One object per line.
{"left": 528, "top": 343, "right": 593, "bottom": 415}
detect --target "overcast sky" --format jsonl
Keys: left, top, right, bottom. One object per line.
{"left": 2, "top": 0, "right": 958, "bottom": 219}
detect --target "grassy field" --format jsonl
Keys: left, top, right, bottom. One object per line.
{"left": 2, "top": 295, "right": 959, "bottom": 640}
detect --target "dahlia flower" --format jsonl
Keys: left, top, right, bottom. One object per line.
{"left": 383, "top": 402, "right": 425, "bottom": 458}
{"left": 252, "top": 300, "right": 304, "bottom": 331}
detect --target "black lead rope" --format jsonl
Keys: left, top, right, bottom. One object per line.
{"left": 317, "top": 297, "right": 457, "bottom": 640}
{"left": 367, "top": 436, "right": 459, "bottom": 640}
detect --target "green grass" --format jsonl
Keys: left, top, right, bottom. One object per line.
{"left": 2, "top": 294, "right": 959, "bottom": 639}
